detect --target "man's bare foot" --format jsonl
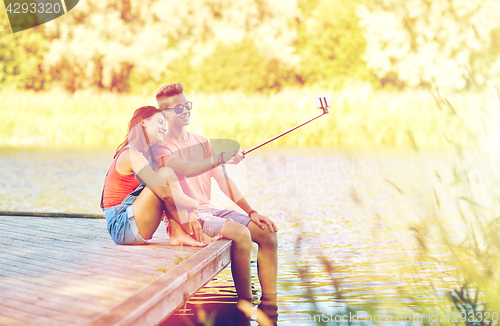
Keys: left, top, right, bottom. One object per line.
{"left": 202, "top": 233, "right": 222, "bottom": 245}
{"left": 170, "top": 229, "right": 206, "bottom": 247}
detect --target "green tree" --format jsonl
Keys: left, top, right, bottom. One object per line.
{"left": 44, "top": 0, "right": 300, "bottom": 93}
{"left": 0, "top": 11, "right": 49, "bottom": 91}
{"left": 358, "top": 0, "right": 500, "bottom": 90}
{"left": 186, "top": 38, "right": 293, "bottom": 93}
{"left": 294, "top": 0, "right": 373, "bottom": 89}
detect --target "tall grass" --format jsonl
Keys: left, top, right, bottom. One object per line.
{"left": 404, "top": 83, "right": 500, "bottom": 325}
{"left": 289, "top": 82, "right": 500, "bottom": 325}
{"left": 0, "top": 86, "right": 496, "bottom": 149}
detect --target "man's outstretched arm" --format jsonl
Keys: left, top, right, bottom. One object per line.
{"left": 164, "top": 150, "right": 243, "bottom": 177}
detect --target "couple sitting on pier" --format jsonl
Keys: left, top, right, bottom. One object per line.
{"left": 100, "top": 83, "right": 277, "bottom": 300}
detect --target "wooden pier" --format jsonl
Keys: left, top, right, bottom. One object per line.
{"left": 0, "top": 214, "right": 232, "bottom": 326}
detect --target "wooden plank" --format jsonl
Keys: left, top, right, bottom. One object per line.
{"left": 0, "top": 314, "right": 35, "bottom": 326}
{"left": 0, "top": 250, "right": 122, "bottom": 278}
{"left": 0, "top": 277, "right": 130, "bottom": 318}
{"left": 0, "top": 273, "right": 110, "bottom": 302}
{"left": 0, "top": 242, "right": 157, "bottom": 279}
{"left": 89, "top": 240, "right": 232, "bottom": 326}
{"left": 0, "top": 216, "right": 107, "bottom": 230}
{"left": 0, "top": 234, "right": 200, "bottom": 273}
{"left": 0, "top": 260, "right": 145, "bottom": 301}
{"left": 0, "top": 296, "right": 88, "bottom": 325}
{"left": 0, "top": 263, "right": 134, "bottom": 297}
{"left": 0, "top": 216, "right": 234, "bottom": 325}
{"left": 0, "top": 240, "right": 195, "bottom": 282}
{"left": 0, "top": 284, "right": 105, "bottom": 318}
{"left": 0, "top": 220, "right": 201, "bottom": 263}
{"left": 0, "top": 248, "right": 145, "bottom": 284}
{"left": 0, "top": 218, "right": 194, "bottom": 258}
{"left": 0, "top": 211, "right": 104, "bottom": 219}
{"left": 0, "top": 270, "right": 139, "bottom": 319}
{"left": 0, "top": 217, "right": 109, "bottom": 239}
{"left": 0, "top": 219, "right": 202, "bottom": 285}
{"left": 0, "top": 303, "right": 70, "bottom": 326}
{"left": 0, "top": 240, "right": 158, "bottom": 274}
{"left": 0, "top": 230, "right": 180, "bottom": 268}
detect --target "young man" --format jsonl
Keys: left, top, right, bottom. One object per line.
{"left": 154, "top": 83, "right": 278, "bottom": 300}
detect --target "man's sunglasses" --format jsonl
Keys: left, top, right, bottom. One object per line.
{"left": 164, "top": 102, "right": 193, "bottom": 114}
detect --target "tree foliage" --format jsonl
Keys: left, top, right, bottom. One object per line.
{"left": 295, "top": 0, "right": 373, "bottom": 88}
{"left": 42, "top": 0, "right": 299, "bottom": 93}
{"left": 0, "top": 12, "right": 48, "bottom": 90}
{"left": 358, "top": 0, "right": 500, "bottom": 90}
{"left": 1, "top": 0, "right": 500, "bottom": 93}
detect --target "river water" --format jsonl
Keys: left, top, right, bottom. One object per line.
{"left": 1, "top": 147, "right": 491, "bottom": 325}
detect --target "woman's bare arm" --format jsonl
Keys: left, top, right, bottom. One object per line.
{"left": 116, "top": 149, "right": 199, "bottom": 210}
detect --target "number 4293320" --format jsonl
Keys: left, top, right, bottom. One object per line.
{"left": 5, "top": 2, "right": 63, "bottom": 14}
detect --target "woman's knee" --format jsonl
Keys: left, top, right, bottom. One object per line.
{"left": 157, "top": 167, "right": 178, "bottom": 184}
{"left": 134, "top": 187, "right": 164, "bottom": 212}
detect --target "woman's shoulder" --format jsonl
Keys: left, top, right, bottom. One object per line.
{"left": 115, "top": 146, "right": 139, "bottom": 159}
{"left": 115, "top": 146, "right": 143, "bottom": 174}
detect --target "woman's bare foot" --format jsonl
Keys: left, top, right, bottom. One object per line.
{"left": 168, "top": 219, "right": 206, "bottom": 247}
{"left": 169, "top": 230, "right": 206, "bottom": 246}
{"left": 202, "top": 233, "right": 222, "bottom": 245}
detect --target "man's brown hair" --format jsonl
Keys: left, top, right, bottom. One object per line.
{"left": 156, "top": 83, "right": 184, "bottom": 103}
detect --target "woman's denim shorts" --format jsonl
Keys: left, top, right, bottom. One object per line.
{"left": 103, "top": 185, "right": 148, "bottom": 245}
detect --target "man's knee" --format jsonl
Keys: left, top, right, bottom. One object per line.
{"left": 252, "top": 225, "right": 277, "bottom": 248}
{"left": 223, "top": 221, "right": 252, "bottom": 251}
{"left": 264, "top": 230, "right": 277, "bottom": 248}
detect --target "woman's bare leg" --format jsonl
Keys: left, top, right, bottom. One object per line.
{"left": 202, "top": 233, "right": 221, "bottom": 245}
{"left": 131, "top": 186, "right": 164, "bottom": 239}
{"left": 157, "top": 167, "right": 189, "bottom": 211}
{"left": 157, "top": 167, "right": 205, "bottom": 241}
{"left": 133, "top": 185, "right": 205, "bottom": 247}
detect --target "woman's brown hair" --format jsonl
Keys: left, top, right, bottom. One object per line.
{"left": 114, "top": 106, "right": 164, "bottom": 160}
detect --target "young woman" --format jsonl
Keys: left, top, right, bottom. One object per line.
{"left": 101, "top": 106, "right": 213, "bottom": 246}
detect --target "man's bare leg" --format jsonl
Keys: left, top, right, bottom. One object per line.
{"left": 220, "top": 220, "right": 253, "bottom": 299}
{"left": 247, "top": 222, "right": 278, "bottom": 294}
{"left": 258, "top": 292, "right": 278, "bottom": 324}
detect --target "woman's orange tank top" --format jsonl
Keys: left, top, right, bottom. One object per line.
{"left": 102, "top": 147, "right": 140, "bottom": 209}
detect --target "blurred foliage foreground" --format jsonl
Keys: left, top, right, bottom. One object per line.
{"left": 1, "top": 86, "right": 498, "bottom": 150}
{"left": 289, "top": 83, "right": 500, "bottom": 326}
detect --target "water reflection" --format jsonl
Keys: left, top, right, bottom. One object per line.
{"left": 159, "top": 287, "right": 279, "bottom": 326}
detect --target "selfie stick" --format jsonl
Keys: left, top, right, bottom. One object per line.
{"left": 221, "top": 96, "right": 330, "bottom": 203}
{"left": 242, "top": 95, "right": 331, "bottom": 155}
